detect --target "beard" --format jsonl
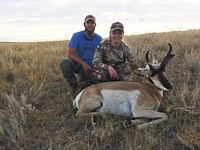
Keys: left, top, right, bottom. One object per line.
{"left": 85, "top": 27, "right": 95, "bottom": 37}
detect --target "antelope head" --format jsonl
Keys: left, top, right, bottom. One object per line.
{"left": 135, "top": 43, "right": 175, "bottom": 91}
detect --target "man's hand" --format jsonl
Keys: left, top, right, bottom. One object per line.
{"left": 82, "top": 62, "right": 91, "bottom": 73}
{"left": 82, "top": 62, "right": 96, "bottom": 77}
{"left": 108, "top": 66, "right": 118, "bottom": 80}
{"left": 87, "top": 69, "right": 96, "bottom": 77}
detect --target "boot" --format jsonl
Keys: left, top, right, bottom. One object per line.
{"left": 65, "top": 75, "right": 77, "bottom": 97}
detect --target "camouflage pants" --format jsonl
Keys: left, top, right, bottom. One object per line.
{"left": 60, "top": 58, "right": 96, "bottom": 89}
{"left": 95, "top": 69, "right": 134, "bottom": 82}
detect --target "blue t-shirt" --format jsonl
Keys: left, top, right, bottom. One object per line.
{"left": 68, "top": 31, "right": 102, "bottom": 66}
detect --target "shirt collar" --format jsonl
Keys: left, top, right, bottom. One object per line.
{"left": 84, "top": 33, "right": 94, "bottom": 41}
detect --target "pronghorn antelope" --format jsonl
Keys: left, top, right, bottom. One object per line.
{"left": 73, "top": 43, "right": 175, "bottom": 129}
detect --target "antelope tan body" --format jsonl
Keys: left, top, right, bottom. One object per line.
{"left": 73, "top": 43, "right": 175, "bottom": 129}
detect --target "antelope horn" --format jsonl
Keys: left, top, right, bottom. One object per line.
{"left": 145, "top": 50, "right": 151, "bottom": 65}
{"left": 160, "top": 43, "right": 175, "bottom": 69}
{"left": 146, "top": 50, "right": 156, "bottom": 71}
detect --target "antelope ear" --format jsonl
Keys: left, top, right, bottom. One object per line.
{"left": 133, "top": 65, "right": 149, "bottom": 76}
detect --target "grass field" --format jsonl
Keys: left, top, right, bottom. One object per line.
{"left": 0, "top": 30, "right": 200, "bottom": 150}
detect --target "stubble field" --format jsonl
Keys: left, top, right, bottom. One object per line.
{"left": 0, "top": 29, "right": 200, "bottom": 150}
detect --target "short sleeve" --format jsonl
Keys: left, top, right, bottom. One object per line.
{"left": 68, "top": 33, "right": 79, "bottom": 49}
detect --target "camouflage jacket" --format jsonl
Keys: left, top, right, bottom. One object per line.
{"left": 92, "top": 38, "right": 138, "bottom": 74}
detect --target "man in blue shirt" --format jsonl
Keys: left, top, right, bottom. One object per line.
{"left": 60, "top": 15, "right": 102, "bottom": 96}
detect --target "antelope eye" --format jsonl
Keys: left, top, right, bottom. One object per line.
{"left": 151, "top": 72, "right": 156, "bottom": 77}
{"left": 150, "top": 71, "right": 157, "bottom": 77}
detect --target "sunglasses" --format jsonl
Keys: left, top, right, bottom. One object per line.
{"left": 111, "top": 24, "right": 123, "bottom": 29}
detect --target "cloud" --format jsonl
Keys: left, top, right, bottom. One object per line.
{"left": 1, "top": 0, "right": 200, "bottom": 41}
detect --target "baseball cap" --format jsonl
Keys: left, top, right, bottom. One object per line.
{"left": 110, "top": 22, "right": 124, "bottom": 32}
{"left": 84, "top": 15, "right": 96, "bottom": 23}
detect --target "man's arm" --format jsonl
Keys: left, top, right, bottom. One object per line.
{"left": 68, "top": 47, "right": 92, "bottom": 74}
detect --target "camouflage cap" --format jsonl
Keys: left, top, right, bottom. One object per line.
{"left": 110, "top": 22, "right": 124, "bottom": 32}
{"left": 84, "top": 15, "right": 96, "bottom": 23}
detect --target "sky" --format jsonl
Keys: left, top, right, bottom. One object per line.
{"left": 1, "top": 0, "right": 200, "bottom": 42}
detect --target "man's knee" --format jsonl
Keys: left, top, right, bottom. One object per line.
{"left": 60, "top": 59, "right": 71, "bottom": 70}
{"left": 60, "top": 59, "right": 73, "bottom": 76}
{"left": 95, "top": 70, "right": 110, "bottom": 82}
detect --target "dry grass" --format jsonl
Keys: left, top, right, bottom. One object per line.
{"left": 0, "top": 30, "right": 200, "bottom": 150}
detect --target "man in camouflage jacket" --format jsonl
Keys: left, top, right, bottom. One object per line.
{"left": 92, "top": 38, "right": 139, "bottom": 82}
